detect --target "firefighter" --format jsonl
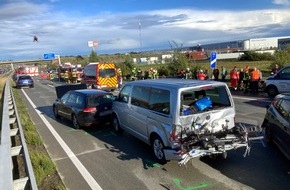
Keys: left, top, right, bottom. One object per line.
{"left": 40, "top": 71, "right": 44, "bottom": 80}
{"left": 46, "top": 72, "right": 50, "bottom": 80}
{"left": 49, "top": 71, "right": 54, "bottom": 83}
{"left": 152, "top": 69, "right": 158, "bottom": 79}
{"left": 64, "top": 71, "right": 69, "bottom": 83}
{"left": 131, "top": 68, "right": 137, "bottom": 80}
{"left": 137, "top": 68, "right": 143, "bottom": 80}
{"left": 197, "top": 70, "right": 206, "bottom": 80}
{"left": 250, "top": 67, "right": 261, "bottom": 94}
{"left": 230, "top": 66, "right": 239, "bottom": 90}
{"left": 71, "top": 69, "right": 77, "bottom": 84}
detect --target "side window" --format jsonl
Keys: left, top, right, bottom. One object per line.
{"left": 75, "top": 95, "right": 84, "bottom": 105}
{"left": 280, "top": 67, "right": 290, "bottom": 79}
{"left": 277, "top": 99, "right": 290, "bottom": 122}
{"left": 149, "top": 88, "right": 170, "bottom": 114}
{"left": 118, "top": 85, "right": 132, "bottom": 103}
{"left": 61, "top": 93, "right": 70, "bottom": 103}
{"left": 67, "top": 93, "right": 77, "bottom": 104}
{"left": 131, "top": 86, "right": 150, "bottom": 109}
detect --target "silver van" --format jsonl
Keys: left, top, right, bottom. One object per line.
{"left": 112, "top": 79, "right": 235, "bottom": 163}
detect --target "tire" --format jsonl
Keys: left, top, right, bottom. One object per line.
{"left": 53, "top": 106, "right": 60, "bottom": 119}
{"left": 151, "top": 135, "right": 167, "bottom": 164}
{"left": 72, "top": 114, "right": 80, "bottom": 129}
{"left": 266, "top": 85, "right": 278, "bottom": 98}
{"left": 112, "top": 115, "right": 123, "bottom": 134}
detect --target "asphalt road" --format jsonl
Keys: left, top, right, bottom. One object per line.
{"left": 18, "top": 77, "right": 290, "bottom": 190}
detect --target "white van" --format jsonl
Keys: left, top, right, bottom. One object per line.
{"left": 265, "top": 65, "right": 290, "bottom": 97}
{"left": 112, "top": 79, "right": 236, "bottom": 164}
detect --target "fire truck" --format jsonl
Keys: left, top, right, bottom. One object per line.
{"left": 14, "top": 65, "right": 39, "bottom": 76}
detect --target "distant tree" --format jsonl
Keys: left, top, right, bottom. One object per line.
{"left": 89, "top": 50, "right": 100, "bottom": 62}
{"left": 272, "top": 45, "right": 290, "bottom": 67}
{"left": 166, "top": 41, "right": 189, "bottom": 76}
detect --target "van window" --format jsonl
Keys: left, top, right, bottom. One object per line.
{"left": 131, "top": 86, "right": 150, "bottom": 109}
{"left": 99, "top": 69, "right": 115, "bottom": 78}
{"left": 279, "top": 67, "right": 290, "bottom": 79}
{"left": 84, "top": 66, "right": 96, "bottom": 77}
{"left": 118, "top": 85, "right": 132, "bottom": 103}
{"left": 181, "top": 86, "right": 231, "bottom": 115}
{"left": 149, "top": 88, "right": 170, "bottom": 114}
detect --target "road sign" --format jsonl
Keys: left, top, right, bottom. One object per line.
{"left": 210, "top": 51, "right": 217, "bottom": 69}
{"left": 88, "top": 41, "right": 99, "bottom": 47}
{"left": 43, "top": 53, "right": 55, "bottom": 60}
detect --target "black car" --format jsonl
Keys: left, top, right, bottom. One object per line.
{"left": 53, "top": 84, "right": 115, "bottom": 129}
{"left": 262, "top": 93, "right": 290, "bottom": 160}
{"left": 15, "top": 74, "right": 34, "bottom": 88}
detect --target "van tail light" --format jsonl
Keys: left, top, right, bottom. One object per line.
{"left": 170, "top": 125, "right": 182, "bottom": 142}
{"left": 83, "top": 107, "right": 97, "bottom": 112}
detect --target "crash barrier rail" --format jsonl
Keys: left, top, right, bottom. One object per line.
{"left": 0, "top": 78, "right": 38, "bottom": 190}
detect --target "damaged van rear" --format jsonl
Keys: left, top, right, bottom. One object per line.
{"left": 112, "top": 79, "right": 249, "bottom": 164}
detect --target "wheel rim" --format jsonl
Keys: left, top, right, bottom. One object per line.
{"left": 72, "top": 115, "right": 79, "bottom": 129}
{"left": 268, "top": 88, "right": 277, "bottom": 96}
{"left": 153, "top": 138, "right": 164, "bottom": 160}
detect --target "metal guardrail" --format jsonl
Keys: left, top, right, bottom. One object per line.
{"left": 0, "top": 78, "right": 38, "bottom": 190}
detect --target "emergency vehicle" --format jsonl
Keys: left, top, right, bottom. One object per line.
{"left": 56, "top": 62, "right": 75, "bottom": 81}
{"left": 15, "top": 65, "right": 39, "bottom": 76}
{"left": 81, "top": 62, "right": 118, "bottom": 91}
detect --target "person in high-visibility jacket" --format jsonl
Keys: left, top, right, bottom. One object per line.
{"left": 49, "top": 71, "right": 54, "bottom": 83}
{"left": 230, "top": 66, "right": 239, "bottom": 90}
{"left": 64, "top": 71, "right": 69, "bottom": 83}
{"left": 71, "top": 69, "right": 77, "bottom": 83}
{"left": 250, "top": 67, "right": 261, "bottom": 94}
{"left": 197, "top": 70, "right": 206, "bottom": 80}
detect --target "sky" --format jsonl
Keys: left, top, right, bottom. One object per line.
{"left": 1, "top": 0, "right": 290, "bottom": 61}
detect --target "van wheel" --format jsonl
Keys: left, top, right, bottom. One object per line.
{"left": 72, "top": 114, "right": 80, "bottom": 129}
{"left": 151, "top": 135, "right": 167, "bottom": 164}
{"left": 266, "top": 85, "right": 278, "bottom": 98}
{"left": 112, "top": 115, "right": 123, "bottom": 134}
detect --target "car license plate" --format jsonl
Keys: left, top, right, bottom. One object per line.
{"left": 100, "top": 110, "right": 112, "bottom": 116}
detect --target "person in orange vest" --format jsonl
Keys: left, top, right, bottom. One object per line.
{"left": 46, "top": 72, "right": 50, "bottom": 80}
{"left": 250, "top": 67, "right": 261, "bottom": 94}
{"left": 230, "top": 66, "right": 239, "bottom": 90}
{"left": 40, "top": 71, "right": 44, "bottom": 80}
{"left": 197, "top": 69, "right": 206, "bottom": 80}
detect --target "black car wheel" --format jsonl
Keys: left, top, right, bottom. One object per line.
{"left": 112, "top": 115, "right": 123, "bottom": 134}
{"left": 265, "top": 125, "right": 273, "bottom": 144}
{"left": 72, "top": 114, "right": 80, "bottom": 129}
{"left": 151, "top": 135, "right": 167, "bottom": 164}
{"left": 53, "top": 106, "right": 60, "bottom": 119}
{"left": 266, "top": 85, "right": 278, "bottom": 98}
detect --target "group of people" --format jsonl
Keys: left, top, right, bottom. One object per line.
{"left": 228, "top": 65, "right": 263, "bottom": 94}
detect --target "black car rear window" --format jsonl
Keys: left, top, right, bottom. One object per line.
{"left": 87, "top": 94, "right": 114, "bottom": 106}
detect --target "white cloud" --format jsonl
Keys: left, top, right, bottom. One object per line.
{"left": 272, "top": 0, "right": 290, "bottom": 5}
{"left": 1, "top": 2, "right": 290, "bottom": 60}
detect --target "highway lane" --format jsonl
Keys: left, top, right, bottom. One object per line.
{"left": 19, "top": 77, "right": 290, "bottom": 190}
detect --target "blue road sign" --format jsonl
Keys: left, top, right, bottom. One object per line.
{"left": 210, "top": 51, "right": 217, "bottom": 69}
{"left": 43, "top": 53, "right": 55, "bottom": 60}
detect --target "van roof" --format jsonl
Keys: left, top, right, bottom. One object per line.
{"left": 127, "top": 78, "right": 225, "bottom": 89}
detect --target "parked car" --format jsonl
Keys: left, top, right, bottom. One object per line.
{"left": 261, "top": 93, "right": 290, "bottom": 160}
{"left": 265, "top": 65, "right": 290, "bottom": 97}
{"left": 53, "top": 84, "right": 115, "bottom": 129}
{"left": 112, "top": 79, "right": 237, "bottom": 164}
{"left": 15, "top": 74, "right": 34, "bottom": 88}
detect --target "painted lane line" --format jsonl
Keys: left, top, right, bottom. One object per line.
{"left": 232, "top": 95, "right": 272, "bottom": 103}
{"left": 21, "top": 89, "right": 102, "bottom": 190}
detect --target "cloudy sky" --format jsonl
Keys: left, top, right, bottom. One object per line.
{"left": 1, "top": 0, "right": 290, "bottom": 60}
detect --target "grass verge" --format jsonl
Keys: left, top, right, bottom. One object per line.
{"left": 0, "top": 75, "right": 65, "bottom": 190}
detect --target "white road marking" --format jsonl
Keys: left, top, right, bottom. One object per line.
{"left": 233, "top": 95, "right": 272, "bottom": 103}
{"left": 21, "top": 89, "right": 103, "bottom": 190}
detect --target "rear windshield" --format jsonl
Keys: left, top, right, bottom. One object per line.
{"left": 99, "top": 69, "right": 115, "bottom": 78}
{"left": 87, "top": 94, "right": 115, "bottom": 107}
{"left": 180, "top": 86, "right": 231, "bottom": 115}
{"left": 19, "top": 76, "right": 32, "bottom": 80}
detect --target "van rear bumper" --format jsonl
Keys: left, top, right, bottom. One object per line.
{"left": 164, "top": 149, "right": 182, "bottom": 161}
